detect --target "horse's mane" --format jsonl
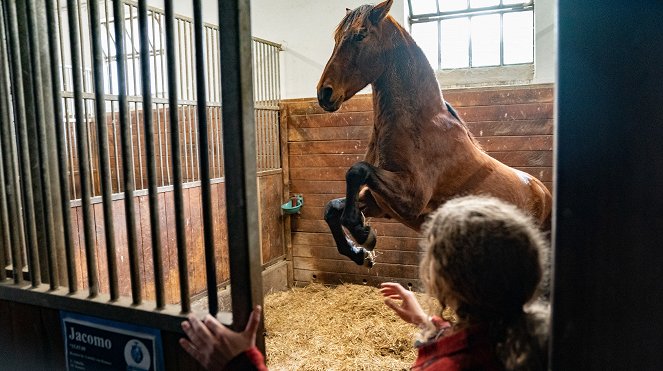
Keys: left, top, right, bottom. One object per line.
{"left": 446, "top": 101, "right": 482, "bottom": 149}
{"left": 334, "top": 5, "right": 372, "bottom": 41}
{"left": 336, "top": 5, "right": 482, "bottom": 150}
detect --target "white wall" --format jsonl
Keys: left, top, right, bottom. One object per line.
{"left": 250, "top": 0, "right": 554, "bottom": 99}
{"left": 250, "top": 0, "right": 405, "bottom": 99}
{"left": 145, "top": 0, "right": 555, "bottom": 99}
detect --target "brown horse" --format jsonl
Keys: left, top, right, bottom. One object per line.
{"left": 317, "top": 0, "right": 552, "bottom": 267}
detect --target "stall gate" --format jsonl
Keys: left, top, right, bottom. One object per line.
{"left": 0, "top": 0, "right": 268, "bottom": 369}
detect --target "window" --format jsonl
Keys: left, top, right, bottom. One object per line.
{"left": 408, "top": 0, "right": 534, "bottom": 70}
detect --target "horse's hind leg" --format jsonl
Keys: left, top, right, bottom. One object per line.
{"left": 323, "top": 198, "right": 371, "bottom": 266}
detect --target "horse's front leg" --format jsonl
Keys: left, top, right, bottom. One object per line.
{"left": 341, "top": 161, "right": 428, "bottom": 244}
{"left": 323, "top": 197, "right": 372, "bottom": 266}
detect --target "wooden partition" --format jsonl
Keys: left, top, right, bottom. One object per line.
{"left": 282, "top": 84, "right": 554, "bottom": 287}
{"left": 68, "top": 171, "right": 285, "bottom": 304}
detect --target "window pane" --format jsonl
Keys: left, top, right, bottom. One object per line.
{"left": 441, "top": 17, "right": 469, "bottom": 68}
{"left": 410, "top": 0, "right": 438, "bottom": 15}
{"left": 470, "top": 0, "right": 499, "bottom": 8}
{"left": 503, "top": 10, "right": 534, "bottom": 64}
{"left": 471, "top": 14, "right": 500, "bottom": 66}
{"left": 411, "top": 22, "right": 439, "bottom": 69}
{"left": 503, "top": 0, "right": 530, "bottom": 5}
{"left": 439, "top": 0, "right": 467, "bottom": 12}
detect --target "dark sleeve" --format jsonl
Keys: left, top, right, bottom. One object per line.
{"left": 223, "top": 347, "right": 268, "bottom": 371}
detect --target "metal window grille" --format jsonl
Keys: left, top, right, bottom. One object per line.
{"left": 408, "top": 0, "right": 534, "bottom": 69}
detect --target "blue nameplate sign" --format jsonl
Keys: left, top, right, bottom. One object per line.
{"left": 60, "top": 311, "right": 164, "bottom": 371}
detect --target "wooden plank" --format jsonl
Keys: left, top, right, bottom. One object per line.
{"left": 162, "top": 190, "right": 180, "bottom": 305}
{"left": 456, "top": 103, "right": 554, "bottom": 123}
{"left": 187, "top": 186, "right": 205, "bottom": 297}
{"left": 293, "top": 256, "right": 420, "bottom": 279}
{"left": 138, "top": 195, "right": 155, "bottom": 302}
{"left": 157, "top": 192, "right": 173, "bottom": 304}
{"left": 288, "top": 140, "right": 368, "bottom": 155}
{"left": 75, "top": 207, "right": 88, "bottom": 292}
{"left": 288, "top": 126, "right": 371, "bottom": 142}
{"left": 289, "top": 111, "right": 373, "bottom": 128}
{"left": 466, "top": 119, "right": 554, "bottom": 136}
{"left": 289, "top": 154, "right": 364, "bottom": 168}
{"left": 92, "top": 202, "right": 109, "bottom": 295}
{"left": 291, "top": 218, "right": 421, "bottom": 239}
{"left": 112, "top": 199, "right": 130, "bottom": 298}
{"left": 290, "top": 180, "right": 346, "bottom": 194}
{"left": 488, "top": 150, "right": 553, "bottom": 167}
{"left": 292, "top": 232, "right": 421, "bottom": 252}
{"left": 285, "top": 95, "right": 372, "bottom": 116}
{"left": 293, "top": 244, "right": 423, "bottom": 266}
{"left": 259, "top": 174, "right": 285, "bottom": 263}
{"left": 444, "top": 85, "right": 554, "bottom": 107}
{"left": 475, "top": 135, "right": 553, "bottom": 151}
{"left": 217, "top": 183, "right": 230, "bottom": 283}
{"left": 290, "top": 167, "right": 347, "bottom": 181}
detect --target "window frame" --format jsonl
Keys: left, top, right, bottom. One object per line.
{"left": 407, "top": 0, "right": 535, "bottom": 71}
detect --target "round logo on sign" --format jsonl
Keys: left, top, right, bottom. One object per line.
{"left": 124, "top": 339, "right": 151, "bottom": 370}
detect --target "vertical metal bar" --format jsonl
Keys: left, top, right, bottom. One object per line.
{"left": 56, "top": 0, "right": 68, "bottom": 91}
{"left": 111, "top": 101, "right": 121, "bottom": 192}
{"left": 3, "top": 0, "right": 40, "bottom": 286}
{"left": 26, "top": 0, "right": 59, "bottom": 289}
{"left": 0, "top": 135, "right": 7, "bottom": 281}
{"left": 112, "top": 0, "right": 141, "bottom": 305}
{"left": 66, "top": 0, "right": 98, "bottom": 296}
{"left": 193, "top": 0, "right": 218, "bottom": 316}
{"left": 89, "top": 0, "right": 119, "bottom": 300}
{"left": 139, "top": 0, "right": 165, "bottom": 309}
{"left": 83, "top": 99, "right": 96, "bottom": 196}
{"left": 104, "top": 0, "right": 114, "bottom": 95}
{"left": 165, "top": 0, "right": 190, "bottom": 313}
{"left": 0, "top": 1, "right": 18, "bottom": 283}
{"left": 218, "top": 0, "right": 264, "bottom": 349}
{"left": 163, "top": 104, "right": 171, "bottom": 184}
{"left": 75, "top": 0, "right": 87, "bottom": 91}
{"left": 65, "top": 99, "right": 77, "bottom": 200}
{"left": 189, "top": 105, "right": 196, "bottom": 180}
{"left": 45, "top": 0, "right": 77, "bottom": 293}
{"left": 156, "top": 104, "right": 165, "bottom": 186}
{"left": 129, "top": 4, "right": 137, "bottom": 97}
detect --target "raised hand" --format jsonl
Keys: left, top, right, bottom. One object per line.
{"left": 379, "top": 282, "right": 428, "bottom": 327}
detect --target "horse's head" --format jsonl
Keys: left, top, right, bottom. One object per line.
{"left": 317, "top": 0, "right": 395, "bottom": 112}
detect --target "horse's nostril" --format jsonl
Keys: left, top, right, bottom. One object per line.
{"left": 319, "top": 86, "right": 333, "bottom": 103}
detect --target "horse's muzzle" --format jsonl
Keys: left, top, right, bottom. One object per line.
{"left": 317, "top": 85, "right": 341, "bottom": 112}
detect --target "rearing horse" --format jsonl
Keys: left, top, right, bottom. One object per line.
{"left": 317, "top": 0, "right": 552, "bottom": 267}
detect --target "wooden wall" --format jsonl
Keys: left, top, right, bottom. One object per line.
{"left": 69, "top": 171, "right": 285, "bottom": 304}
{"left": 282, "top": 84, "right": 554, "bottom": 287}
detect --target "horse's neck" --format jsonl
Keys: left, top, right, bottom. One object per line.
{"left": 371, "top": 41, "right": 445, "bottom": 126}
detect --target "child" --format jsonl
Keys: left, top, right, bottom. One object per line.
{"left": 380, "top": 195, "right": 550, "bottom": 370}
{"left": 180, "top": 195, "right": 549, "bottom": 370}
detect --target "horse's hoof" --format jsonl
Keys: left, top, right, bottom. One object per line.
{"left": 363, "top": 229, "right": 377, "bottom": 251}
{"left": 363, "top": 250, "right": 376, "bottom": 268}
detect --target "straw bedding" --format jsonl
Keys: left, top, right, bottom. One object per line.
{"left": 264, "top": 283, "right": 438, "bottom": 371}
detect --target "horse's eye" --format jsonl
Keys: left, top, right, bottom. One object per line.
{"left": 353, "top": 32, "right": 366, "bottom": 42}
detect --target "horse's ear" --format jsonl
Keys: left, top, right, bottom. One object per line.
{"left": 369, "top": 0, "right": 393, "bottom": 24}
{"left": 346, "top": 8, "right": 352, "bottom": 15}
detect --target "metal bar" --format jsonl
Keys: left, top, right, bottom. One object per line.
{"left": 83, "top": 99, "right": 96, "bottom": 197}
{"left": 111, "top": 101, "right": 121, "bottom": 192}
{"left": 0, "top": 136, "right": 8, "bottom": 281}
{"left": 45, "top": 0, "right": 78, "bottom": 293}
{"left": 158, "top": 12, "right": 166, "bottom": 100}
{"left": 89, "top": 0, "right": 119, "bottom": 301}
{"left": 16, "top": 0, "right": 47, "bottom": 284}
{"left": 156, "top": 104, "right": 165, "bottom": 186}
{"left": 193, "top": 0, "right": 218, "bottom": 316}
{"left": 104, "top": 0, "right": 114, "bottom": 95}
{"left": 165, "top": 0, "right": 190, "bottom": 313}
{"left": 163, "top": 104, "right": 171, "bottom": 184}
{"left": 112, "top": 0, "right": 142, "bottom": 305}
{"left": 75, "top": 0, "right": 87, "bottom": 91}
{"left": 56, "top": 0, "right": 68, "bottom": 91}
{"left": 409, "top": 4, "right": 533, "bottom": 23}
{"left": 65, "top": 99, "right": 77, "bottom": 200}
{"left": 66, "top": 0, "right": 98, "bottom": 296}
{"left": 26, "top": 0, "right": 59, "bottom": 289}
{"left": 3, "top": 0, "right": 39, "bottom": 286}
{"left": 139, "top": 0, "right": 165, "bottom": 309}
{"left": 218, "top": 0, "right": 264, "bottom": 349}
{"left": 129, "top": 4, "right": 137, "bottom": 97}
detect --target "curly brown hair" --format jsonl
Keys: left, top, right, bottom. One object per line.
{"left": 419, "top": 195, "right": 550, "bottom": 370}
